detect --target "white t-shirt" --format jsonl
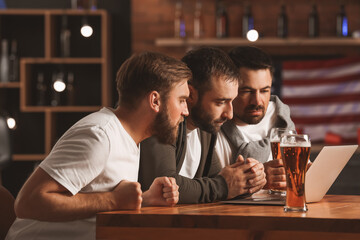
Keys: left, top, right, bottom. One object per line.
{"left": 215, "top": 102, "right": 276, "bottom": 168}
{"left": 6, "top": 107, "right": 140, "bottom": 240}
{"left": 179, "top": 128, "right": 202, "bottom": 179}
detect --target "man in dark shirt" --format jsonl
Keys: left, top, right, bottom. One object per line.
{"left": 139, "top": 47, "right": 266, "bottom": 203}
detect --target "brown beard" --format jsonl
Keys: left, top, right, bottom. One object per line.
{"left": 152, "top": 105, "right": 181, "bottom": 144}
{"left": 190, "top": 101, "right": 226, "bottom": 134}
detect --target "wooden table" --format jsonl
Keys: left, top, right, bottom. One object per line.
{"left": 96, "top": 195, "right": 360, "bottom": 240}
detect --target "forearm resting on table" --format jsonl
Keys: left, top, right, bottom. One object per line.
{"left": 15, "top": 168, "right": 137, "bottom": 222}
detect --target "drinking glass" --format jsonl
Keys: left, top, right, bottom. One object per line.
{"left": 280, "top": 134, "right": 311, "bottom": 212}
{"left": 268, "top": 128, "right": 296, "bottom": 194}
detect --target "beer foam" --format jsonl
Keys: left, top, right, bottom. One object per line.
{"left": 280, "top": 143, "right": 311, "bottom": 147}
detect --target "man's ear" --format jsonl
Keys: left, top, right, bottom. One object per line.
{"left": 187, "top": 84, "right": 198, "bottom": 107}
{"left": 149, "top": 91, "right": 161, "bottom": 113}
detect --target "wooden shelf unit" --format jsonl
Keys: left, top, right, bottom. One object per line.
{"left": 155, "top": 37, "right": 360, "bottom": 47}
{"left": 0, "top": 82, "right": 21, "bottom": 88}
{"left": 0, "top": 9, "right": 111, "bottom": 161}
{"left": 154, "top": 37, "right": 360, "bottom": 56}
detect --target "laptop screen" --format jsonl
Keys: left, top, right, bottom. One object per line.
{"left": 305, "top": 145, "right": 358, "bottom": 203}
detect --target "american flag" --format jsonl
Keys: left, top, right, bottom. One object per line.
{"left": 281, "top": 57, "right": 360, "bottom": 144}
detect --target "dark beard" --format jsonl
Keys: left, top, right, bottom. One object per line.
{"left": 240, "top": 104, "right": 265, "bottom": 124}
{"left": 152, "top": 107, "right": 180, "bottom": 145}
{"left": 190, "top": 103, "right": 226, "bottom": 134}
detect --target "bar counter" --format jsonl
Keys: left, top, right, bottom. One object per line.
{"left": 96, "top": 195, "right": 360, "bottom": 240}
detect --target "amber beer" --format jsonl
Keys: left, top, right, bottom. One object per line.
{"left": 271, "top": 141, "right": 281, "bottom": 159}
{"left": 269, "top": 141, "right": 283, "bottom": 193}
{"left": 281, "top": 142, "right": 310, "bottom": 212}
{"left": 269, "top": 128, "right": 297, "bottom": 194}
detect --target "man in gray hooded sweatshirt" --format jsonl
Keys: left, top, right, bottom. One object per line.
{"left": 215, "top": 46, "right": 295, "bottom": 191}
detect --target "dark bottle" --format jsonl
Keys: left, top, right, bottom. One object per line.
{"left": 67, "top": 72, "right": 75, "bottom": 105}
{"left": 36, "top": 72, "right": 47, "bottom": 106}
{"left": 277, "top": 5, "right": 288, "bottom": 38}
{"left": 242, "top": 5, "right": 254, "bottom": 38}
{"left": 90, "top": 0, "right": 97, "bottom": 10}
{"left": 9, "top": 40, "right": 19, "bottom": 82}
{"left": 216, "top": 0, "right": 228, "bottom": 38}
{"left": 60, "top": 15, "right": 71, "bottom": 57}
{"left": 194, "top": 0, "right": 204, "bottom": 39}
{"left": 174, "top": 1, "right": 186, "bottom": 38}
{"left": 308, "top": 4, "right": 319, "bottom": 37}
{"left": 76, "top": 0, "right": 96, "bottom": 9}
{"left": 336, "top": 4, "right": 348, "bottom": 37}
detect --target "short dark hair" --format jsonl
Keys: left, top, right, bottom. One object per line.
{"left": 228, "top": 46, "right": 274, "bottom": 75}
{"left": 116, "top": 52, "right": 192, "bottom": 109}
{"left": 181, "top": 47, "right": 239, "bottom": 95}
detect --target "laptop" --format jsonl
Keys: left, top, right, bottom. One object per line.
{"left": 305, "top": 145, "right": 358, "bottom": 202}
{"left": 222, "top": 145, "right": 358, "bottom": 205}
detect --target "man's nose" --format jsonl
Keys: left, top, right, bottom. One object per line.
{"left": 182, "top": 103, "right": 189, "bottom": 117}
{"left": 222, "top": 103, "right": 233, "bottom": 120}
{"left": 250, "top": 92, "right": 261, "bottom": 105}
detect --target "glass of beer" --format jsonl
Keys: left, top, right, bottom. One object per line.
{"left": 268, "top": 128, "right": 296, "bottom": 195}
{"left": 280, "top": 134, "right": 311, "bottom": 212}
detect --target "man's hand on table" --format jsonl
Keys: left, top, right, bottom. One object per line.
{"left": 219, "top": 155, "right": 267, "bottom": 199}
{"left": 142, "top": 177, "right": 179, "bottom": 207}
{"left": 113, "top": 180, "right": 143, "bottom": 210}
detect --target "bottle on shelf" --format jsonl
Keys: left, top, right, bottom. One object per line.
{"left": 0, "top": 39, "right": 9, "bottom": 83}
{"left": 71, "top": 0, "right": 77, "bottom": 9}
{"left": 76, "top": 0, "right": 97, "bottom": 10}
{"left": 216, "top": 0, "right": 228, "bottom": 38}
{"left": 76, "top": 0, "right": 83, "bottom": 9}
{"left": 242, "top": 5, "right": 254, "bottom": 38}
{"left": 308, "top": 4, "right": 319, "bottom": 38}
{"left": 67, "top": 72, "right": 75, "bottom": 106}
{"left": 277, "top": 4, "right": 288, "bottom": 38}
{"left": 174, "top": 1, "right": 186, "bottom": 38}
{"left": 60, "top": 15, "right": 71, "bottom": 57}
{"left": 194, "top": 0, "right": 204, "bottom": 39}
{"left": 9, "top": 40, "right": 19, "bottom": 82}
{"left": 336, "top": 4, "right": 348, "bottom": 37}
{"left": 36, "top": 72, "right": 47, "bottom": 106}
{"left": 90, "top": 0, "right": 97, "bottom": 10}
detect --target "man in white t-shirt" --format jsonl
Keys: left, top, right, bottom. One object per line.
{"left": 215, "top": 46, "right": 296, "bottom": 191}
{"left": 6, "top": 52, "right": 191, "bottom": 240}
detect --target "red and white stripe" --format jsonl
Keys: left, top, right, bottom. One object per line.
{"left": 281, "top": 57, "right": 360, "bottom": 143}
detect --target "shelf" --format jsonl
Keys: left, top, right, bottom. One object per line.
{"left": 0, "top": 9, "right": 107, "bottom": 16}
{"left": 0, "top": 82, "right": 20, "bottom": 88}
{"left": 0, "top": 9, "right": 111, "bottom": 161}
{"left": 155, "top": 37, "right": 360, "bottom": 47}
{"left": 0, "top": 9, "right": 50, "bottom": 15}
{"left": 21, "top": 58, "right": 104, "bottom": 64}
{"left": 12, "top": 154, "right": 47, "bottom": 161}
{"left": 20, "top": 106, "right": 101, "bottom": 112}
